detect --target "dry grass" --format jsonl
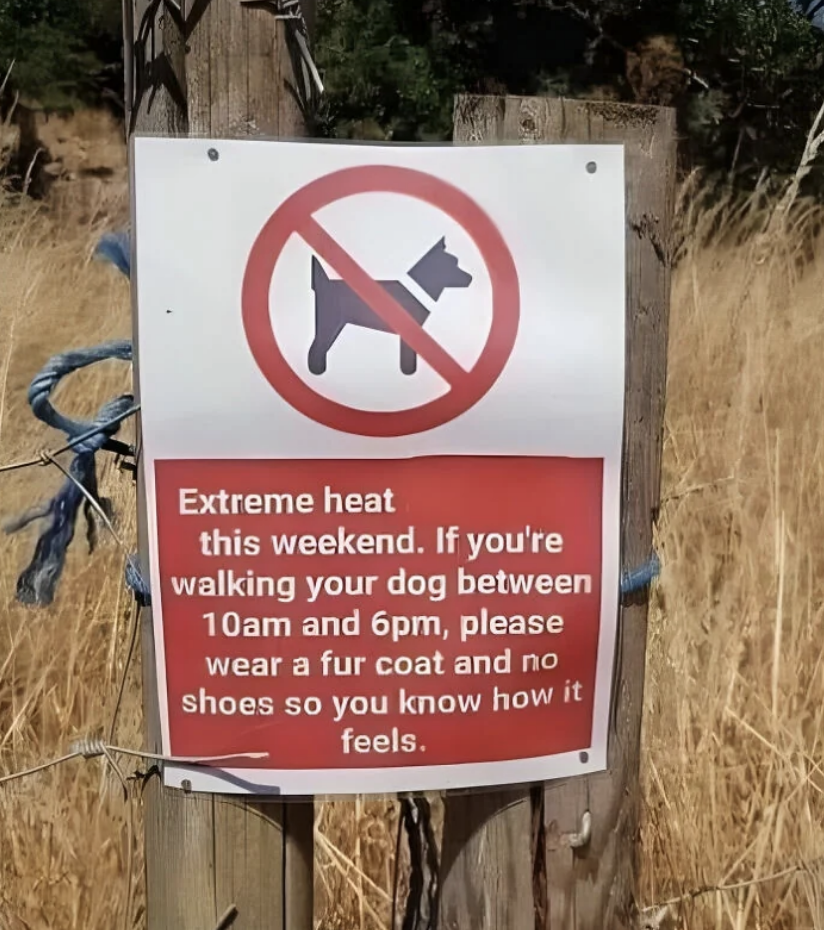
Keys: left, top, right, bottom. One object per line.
{"left": 640, "top": 184, "right": 824, "bottom": 929}
{"left": 4, "top": 140, "right": 824, "bottom": 929}
{"left": 0, "top": 194, "right": 145, "bottom": 930}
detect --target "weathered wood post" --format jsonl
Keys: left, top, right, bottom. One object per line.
{"left": 126, "top": 3, "right": 316, "bottom": 927}
{"left": 438, "top": 94, "right": 676, "bottom": 930}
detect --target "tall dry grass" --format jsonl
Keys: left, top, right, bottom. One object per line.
{"left": 0, "top": 193, "right": 145, "bottom": 930}
{"left": 3, "top": 151, "right": 824, "bottom": 928}
{"left": 640, "top": 182, "right": 824, "bottom": 929}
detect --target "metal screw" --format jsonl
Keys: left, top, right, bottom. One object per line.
{"left": 579, "top": 751, "right": 589, "bottom": 763}
{"left": 585, "top": 161, "right": 597, "bottom": 174}
{"left": 207, "top": 148, "right": 220, "bottom": 162}
{"left": 181, "top": 779, "right": 193, "bottom": 793}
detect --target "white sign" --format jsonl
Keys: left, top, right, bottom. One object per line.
{"left": 131, "top": 137, "right": 626, "bottom": 796}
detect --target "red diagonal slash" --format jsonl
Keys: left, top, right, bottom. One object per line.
{"left": 298, "top": 216, "right": 469, "bottom": 387}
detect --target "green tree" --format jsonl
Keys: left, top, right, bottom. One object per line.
{"left": 315, "top": 0, "right": 824, "bottom": 186}
{"left": 0, "top": 0, "right": 122, "bottom": 109}
{"left": 315, "top": 0, "right": 456, "bottom": 139}
{"left": 668, "top": 0, "right": 824, "bottom": 178}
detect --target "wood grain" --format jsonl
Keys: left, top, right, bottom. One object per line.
{"left": 438, "top": 789, "right": 535, "bottom": 930}
{"left": 447, "top": 94, "right": 676, "bottom": 930}
{"left": 128, "top": 2, "right": 315, "bottom": 927}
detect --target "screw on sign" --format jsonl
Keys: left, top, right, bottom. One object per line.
{"left": 241, "top": 165, "right": 520, "bottom": 437}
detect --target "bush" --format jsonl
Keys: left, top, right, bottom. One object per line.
{"left": 0, "top": 0, "right": 122, "bottom": 110}
{"left": 315, "top": 0, "right": 824, "bottom": 187}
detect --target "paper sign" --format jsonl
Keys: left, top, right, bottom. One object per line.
{"left": 131, "top": 137, "right": 625, "bottom": 795}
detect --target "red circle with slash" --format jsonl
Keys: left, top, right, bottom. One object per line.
{"left": 242, "top": 164, "right": 520, "bottom": 438}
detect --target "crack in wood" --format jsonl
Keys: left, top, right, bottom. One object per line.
{"left": 629, "top": 213, "right": 671, "bottom": 267}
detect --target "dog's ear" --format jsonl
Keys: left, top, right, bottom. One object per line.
{"left": 437, "top": 236, "right": 446, "bottom": 249}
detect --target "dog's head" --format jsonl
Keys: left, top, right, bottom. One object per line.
{"left": 408, "top": 237, "right": 473, "bottom": 300}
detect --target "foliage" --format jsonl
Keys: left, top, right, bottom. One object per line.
{"left": 671, "top": 0, "right": 824, "bottom": 179}
{"left": 314, "top": 0, "right": 455, "bottom": 139}
{"left": 315, "top": 0, "right": 824, "bottom": 186}
{"left": 0, "top": 0, "right": 822, "bottom": 184}
{"left": 0, "top": 0, "right": 122, "bottom": 110}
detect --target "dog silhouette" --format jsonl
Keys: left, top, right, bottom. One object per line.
{"left": 307, "top": 238, "right": 473, "bottom": 376}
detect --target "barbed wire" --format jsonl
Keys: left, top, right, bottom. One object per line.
{"left": 639, "top": 854, "right": 824, "bottom": 927}
{"left": 0, "top": 403, "right": 139, "bottom": 475}
{"left": 0, "top": 731, "right": 269, "bottom": 930}
{"left": 0, "top": 739, "right": 270, "bottom": 789}
{"left": 7, "top": 427, "right": 149, "bottom": 764}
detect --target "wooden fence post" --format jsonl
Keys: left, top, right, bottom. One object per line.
{"left": 439, "top": 94, "right": 677, "bottom": 930}
{"left": 126, "top": 3, "right": 316, "bottom": 928}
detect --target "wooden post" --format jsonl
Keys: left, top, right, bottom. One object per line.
{"left": 126, "top": 3, "right": 315, "bottom": 928}
{"left": 439, "top": 95, "right": 677, "bottom": 930}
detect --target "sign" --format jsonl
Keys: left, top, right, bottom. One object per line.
{"left": 241, "top": 165, "right": 520, "bottom": 436}
{"left": 131, "top": 137, "right": 626, "bottom": 796}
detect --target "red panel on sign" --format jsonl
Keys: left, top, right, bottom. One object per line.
{"left": 155, "top": 457, "right": 604, "bottom": 769}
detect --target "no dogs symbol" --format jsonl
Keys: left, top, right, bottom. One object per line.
{"left": 241, "top": 165, "right": 520, "bottom": 438}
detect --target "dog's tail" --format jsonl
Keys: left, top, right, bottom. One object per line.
{"left": 311, "top": 256, "right": 330, "bottom": 292}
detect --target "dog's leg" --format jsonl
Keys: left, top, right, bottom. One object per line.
{"left": 308, "top": 322, "right": 346, "bottom": 375}
{"left": 309, "top": 257, "right": 338, "bottom": 375}
{"left": 400, "top": 338, "right": 417, "bottom": 375}
{"left": 307, "top": 335, "right": 329, "bottom": 375}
